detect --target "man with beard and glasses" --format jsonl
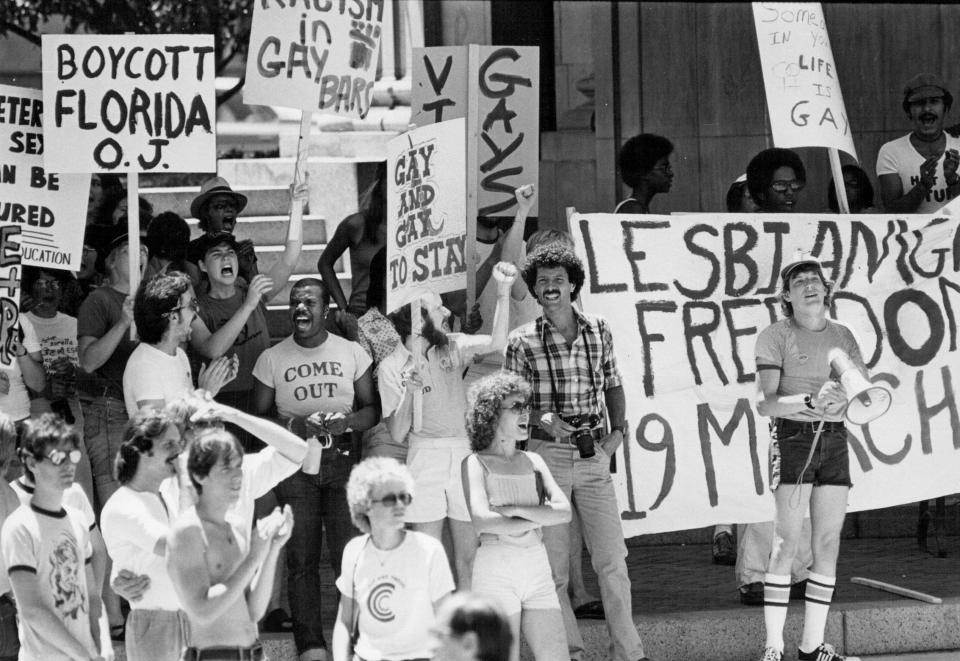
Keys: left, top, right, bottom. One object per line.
{"left": 504, "top": 244, "right": 651, "bottom": 661}
{"left": 100, "top": 409, "right": 185, "bottom": 661}
{"left": 878, "top": 73, "right": 960, "bottom": 213}
{"left": 387, "top": 262, "right": 518, "bottom": 591}
{"left": 252, "top": 277, "right": 379, "bottom": 661}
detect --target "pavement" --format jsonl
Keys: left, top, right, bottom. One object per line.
{"left": 110, "top": 514, "right": 960, "bottom": 660}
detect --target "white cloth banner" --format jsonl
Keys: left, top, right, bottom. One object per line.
{"left": 753, "top": 2, "right": 857, "bottom": 160}
{"left": 0, "top": 85, "right": 88, "bottom": 268}
{"left": 571, "top": 210, "right": 960, "bottom": 537}
{"left": 244, "top": 0, "right": 384, "bottom": 118}
{"left": 41, "top": 34, "right": 216, "bottom": 173}
{"left": 386, "top": 119, "right": 467, "bottom": 314}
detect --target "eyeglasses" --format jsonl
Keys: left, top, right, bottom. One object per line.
{"left": 501, "top": 400, "right": 532, "bottom": 413}
{"left": 169, "top": 299, "right": 200, "bottom": 315}
{"left": 44, "top": 449, "right": 82, "bottom": 466}
{"left": 371, "top": 492, "right": 412, "bottom": 507}
{"left": 770, "top": 180, "right": 804, "bottom": 193}
{"left": 651, "top": 163, "right": 673, "bottom": 174}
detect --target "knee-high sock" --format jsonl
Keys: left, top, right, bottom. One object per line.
{"left": 800, "top": 571, "right": 835, "bottom": 652}
{"left": 763, "top": 572, "right": 791, "bottom": 651}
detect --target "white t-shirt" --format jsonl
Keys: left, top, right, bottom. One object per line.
{"left": 101, "top": 486, "right": 179, "bottom": 611}
{"left": 252, "top": 334, "right": 372, "bottom": 420}
{"left": 24, "top": 311, "right": 79, "bottom": 379}
{"left": 876, "top": 133, "right": 960, "bottom": 214}
{"left": 336, "top": 531, "right": 454, "bottom": 660}
{"left": 0, "top": 315, "right": 40, "bottom": 421}
{"left": 408, "top": 336, "right": 470, "bottom": 444}
{"left": 160, "top": 446, "right": 298, "bottom": 549}
{"left": 10, "top": 480, "right": 95, "bottom": 531}
{"left": 123, "top": 343, "right": 194, "bottom": 417}
{"left": 1, "top": 503, "right": 96, "bottom": 661}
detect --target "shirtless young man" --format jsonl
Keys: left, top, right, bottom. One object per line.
{"left": 167, "top": 428, "right": 293, "bottom": 660}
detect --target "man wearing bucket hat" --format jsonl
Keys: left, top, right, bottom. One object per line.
{"left": 187, "top": 176, "right": 259, "bottom": 284}
{"left": 754, "top": 256, "right": 869, "bottom": 661}
{"left": 877, "top": 73, "right": 960, "bottom": 214}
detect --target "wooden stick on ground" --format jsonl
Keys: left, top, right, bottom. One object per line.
{"left": 850, "top": 576, "right": 942, "bottom": 604}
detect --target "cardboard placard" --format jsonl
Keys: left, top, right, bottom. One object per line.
{"left": 0, "top": 226, "right": 21, "bottom": 369}
{"left": 0, "top": 85, "right": 88, "bottom": 268}
{"left": 244, "top": 0, "right": 385, "bottom": 118}
{"left": 41, "top": 34, "right": 217, "bottom": 173}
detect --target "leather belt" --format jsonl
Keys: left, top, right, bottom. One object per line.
{"left": 183, "top": 643, "right": 264, "bottom": 661}
{"left": 774, "top": 418, "right": 846, "bottom": 435}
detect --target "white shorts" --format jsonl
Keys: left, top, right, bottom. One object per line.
{"left": 405, "top": 441, "right": 471, "bottom": 523}
{"left": 472, "top": 542, "right": 559, "bottom": 616}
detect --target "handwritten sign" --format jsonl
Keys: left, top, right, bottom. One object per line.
{"left": 244, "top": 0, "right": 384, "bottom": 118}
{"left": 0, "top": 85, "right": 88, "bottom": 268}
{"left": 753, "top": 2, "right": 857, "bottom": 160}
{"left": 411, "top": 47, "right": 467, "bottom": 127}
{"left": 41, "top": 34, "right": 216, "bottom": 173}
{"left": 386, "top": 118, "right": 466, "bottom": 314}
{"left": 0, "top": 226, "right": 21, "bottom": 368}
{"left": 572, "top": 210, "right": 960, "bottom": 536}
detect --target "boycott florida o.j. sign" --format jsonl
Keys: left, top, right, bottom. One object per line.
{"left": 571, "top": 211, "right": 960, "bottom": 537}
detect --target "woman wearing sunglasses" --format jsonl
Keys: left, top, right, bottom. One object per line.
{"left": 461, "top": 373, "right": 571, "bottom": 661}
{"left": 332, "top": 457, "right": 454, "bottom": 661}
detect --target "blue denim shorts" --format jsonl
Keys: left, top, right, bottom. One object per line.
{"left": 769, "top": 419, "right": 852, "bottom": 490}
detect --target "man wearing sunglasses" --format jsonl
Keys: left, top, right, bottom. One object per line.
{"left": 878, "top": 73, "right": 960, "bottom": 214}
{"left": 1, "top": 414, "right": 104, "bottom": 661}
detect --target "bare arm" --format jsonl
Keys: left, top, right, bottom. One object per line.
{"left": 599, "top": 385, "right": 627, "bottom": 456}
{"left": 189, "top": 276, "right": 273, "bottom": 359}
{"left": 264, "top": 184, "right": 307, "bottom": 300}
{"left": 461, "top": 454, "right": 539, "bottom": 535}
{"left": 78, "top": 295, "right": 134, "bottom": 373}
{"left": 247, "top": 507, "right": 292, "bottom": 622}
{"left": 9, "top": 571, "right": 97, "bottom": 659}
{"left": 493, "top": 453, "right": 571, "bottom": 526}
{"left": 86, "top": 563, "right": 102, "bottom": 655}
{"left": 318, "top": 216, "right": 361, "bottom": 312}
{"left": 879, "top": 154, "right": 939, "bottom": 212}
{"left": 199, "top": 396, "right": 307, "bottom": 465}
{"left": 754, "top": 369, "right": 846, "bottom": 417}
{"left": 455, "top": 263, "right": 518, "bottom": 360}
{"left": 18, "top": 352, "right": 45, "bottom": 393}
{"left": 167, "top": 521, "right": 269, "bottom": 626}
{"left": 331, "top": 596, "right": 356, "bottom": 661}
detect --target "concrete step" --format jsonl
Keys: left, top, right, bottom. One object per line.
{"left": 250, "top": 244, "right": 333, "bottom": 278}
{"left": 176, "top": 214, "right": 330, "bottom": 245}
{"left": 142, "top": 185, "right": 295, "bottom": 219}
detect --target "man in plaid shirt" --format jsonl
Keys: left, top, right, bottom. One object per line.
{"left": 504, "top": 244, "right": 652, "bottom": 661}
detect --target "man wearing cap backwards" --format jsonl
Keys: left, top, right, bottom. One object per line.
{"left": 755, "top": 258, "right": 868, "bottom": 661}
{"left": 187, "top": 176, "right": 260, "bottom": 285}
{"left": 877, "top": 73, "right": 960, "bottom": 214}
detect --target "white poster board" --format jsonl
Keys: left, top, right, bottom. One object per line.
{"left": 0, "top": 85, "right": 88, "bottom": 268}
{"left": 0, "top": 226, "right": 22, "bottom": 369}
{"left": 753, "top": 2, "right": 857, "bottom": 160}
{"left": 386, "top": 118, "right": 467, "bottom": 314}
{"left": 41, "top": 34, "right": 217, "bottom": 173}
{"left": 244, "top": 1, "right": 384, "bottom": 119}
{"left": 572, "top": 210, "right": 960, "bottom": 537}
{"left": 410, "top": 47, "right": 468, "bottom": 127}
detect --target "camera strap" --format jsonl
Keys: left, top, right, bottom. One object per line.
{"left": 540, "top": 318, "right": 596, "bottom": 420}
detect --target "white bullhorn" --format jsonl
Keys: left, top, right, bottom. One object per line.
{"left": 827, "top": 349, "right": 892, "bottom": 425}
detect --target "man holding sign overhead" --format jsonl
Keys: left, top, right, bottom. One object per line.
{"left": 755, "top": 257, "right": 867, "bottom": 661}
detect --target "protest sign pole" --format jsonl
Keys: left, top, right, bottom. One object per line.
{"left": 411, "top": 298, "right": 423, "bottom": 432}
{"left": 290, "top": 112, "right": 313, "bottom": 241}
{"left": 464, "top": 45, "right": 480, "bottom": 312}
{"left": 127, "top": 172, "right": 140, "bottom": 339}
{"left": 828, "top": 147, "right": 850, "bottom": 214}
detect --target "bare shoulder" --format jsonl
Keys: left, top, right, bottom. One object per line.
{"left": 168, "top": 510, "right": 204, "bottom": 550}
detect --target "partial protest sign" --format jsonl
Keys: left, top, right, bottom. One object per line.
{"left": 0, "top": 226, "right": 22, "bottom": 369}
{"left": 753, "top": 2, "right": 857, "bottom": 160}
{"left": 411, "top": 46, "right": 539, "bottom": 219}
{"left": 244, "top": 0, "right": 384, "bottom": 119}
{"left": 41, "top": 34, "right": 217, "bottom": 173}
{"left": 386, "top": 118, "right": 466, "bottom": 314}
{"left": 0, "top": 85, "right": 88, "bottom": 268}
{"left": 571, "top": 210, "right": 960, "bottom": 537}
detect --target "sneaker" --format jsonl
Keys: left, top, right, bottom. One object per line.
{"left": 712, "top": 531, "right": 736, "bottom": 565}
{"left": 759, "top": 647, "right": 782, "bottom": 661}
{"left": 797, "top": 642, "right": 860, "bottom": 661}
{"left": 739, "top": 581, "right": 764, "bottom": 606}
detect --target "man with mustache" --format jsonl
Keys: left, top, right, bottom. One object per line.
{"left": 877, "top": 73, "right": 960, "bottom": 213}
{"left": 504, "top": 244, "right": 651, "bottom": 661}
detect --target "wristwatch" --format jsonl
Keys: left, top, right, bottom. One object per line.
{"left": 611, "top": 424, "right": 627, "bottom": 436}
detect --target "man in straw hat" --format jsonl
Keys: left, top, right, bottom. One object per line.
{"left": 754, "top": 256, "right": 869, "bottom": 661}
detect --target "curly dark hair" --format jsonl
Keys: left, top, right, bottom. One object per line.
{"left": 780, "top": 264, "right": 832, "bottom": 317}
{"left": 619, "top": 133, "right": 674, "bottom": 188}
{"left": 19, "top": 413, "right": 80, "bottom": 464}
{"left": 134, "top": 271, "right": 192, "bottom": 344}
{"left": 466, "top": 373, "right": 532, "bottom": 452}
{"left": 116, "top": 408, "right": 174, "bottom": 485}
{"left": 746, "top": 148, "right": 806, "bottom": 207}
{"left": 827, "top": 165, "right": 875, "bottom": 213}
{"left": 521, "top": 244, "right": 585, "bottom": 302}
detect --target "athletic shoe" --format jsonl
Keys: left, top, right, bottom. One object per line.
{"left": 759, "top": 647, "right": 782, "bottom": 661}
{"left": 797, "top": 642, "right": 861, "bottom": 660}
{"left": 712, "top": 531, "right": 737, "bottom": 565}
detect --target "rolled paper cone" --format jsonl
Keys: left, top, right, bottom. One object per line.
{"left": 302, "top": 436, "right": 323, "bottom": 475}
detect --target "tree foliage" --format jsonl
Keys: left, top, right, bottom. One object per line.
{"left": 0, "top": 0, "right": 254, "bottom": 103}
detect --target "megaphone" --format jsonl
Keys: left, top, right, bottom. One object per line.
{"left": 827, "top": 349, "right": 892, "bottom": 425}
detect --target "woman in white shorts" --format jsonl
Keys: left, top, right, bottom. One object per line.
{"left": 461, "top": 373, "right": 570, "bottom": 661}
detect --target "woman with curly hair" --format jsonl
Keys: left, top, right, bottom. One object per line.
{"left": 461, "top": 373, "right": 570, "bottom": 661}
{"left": 332, "top": 457, "right": 455, "bottom": 661}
